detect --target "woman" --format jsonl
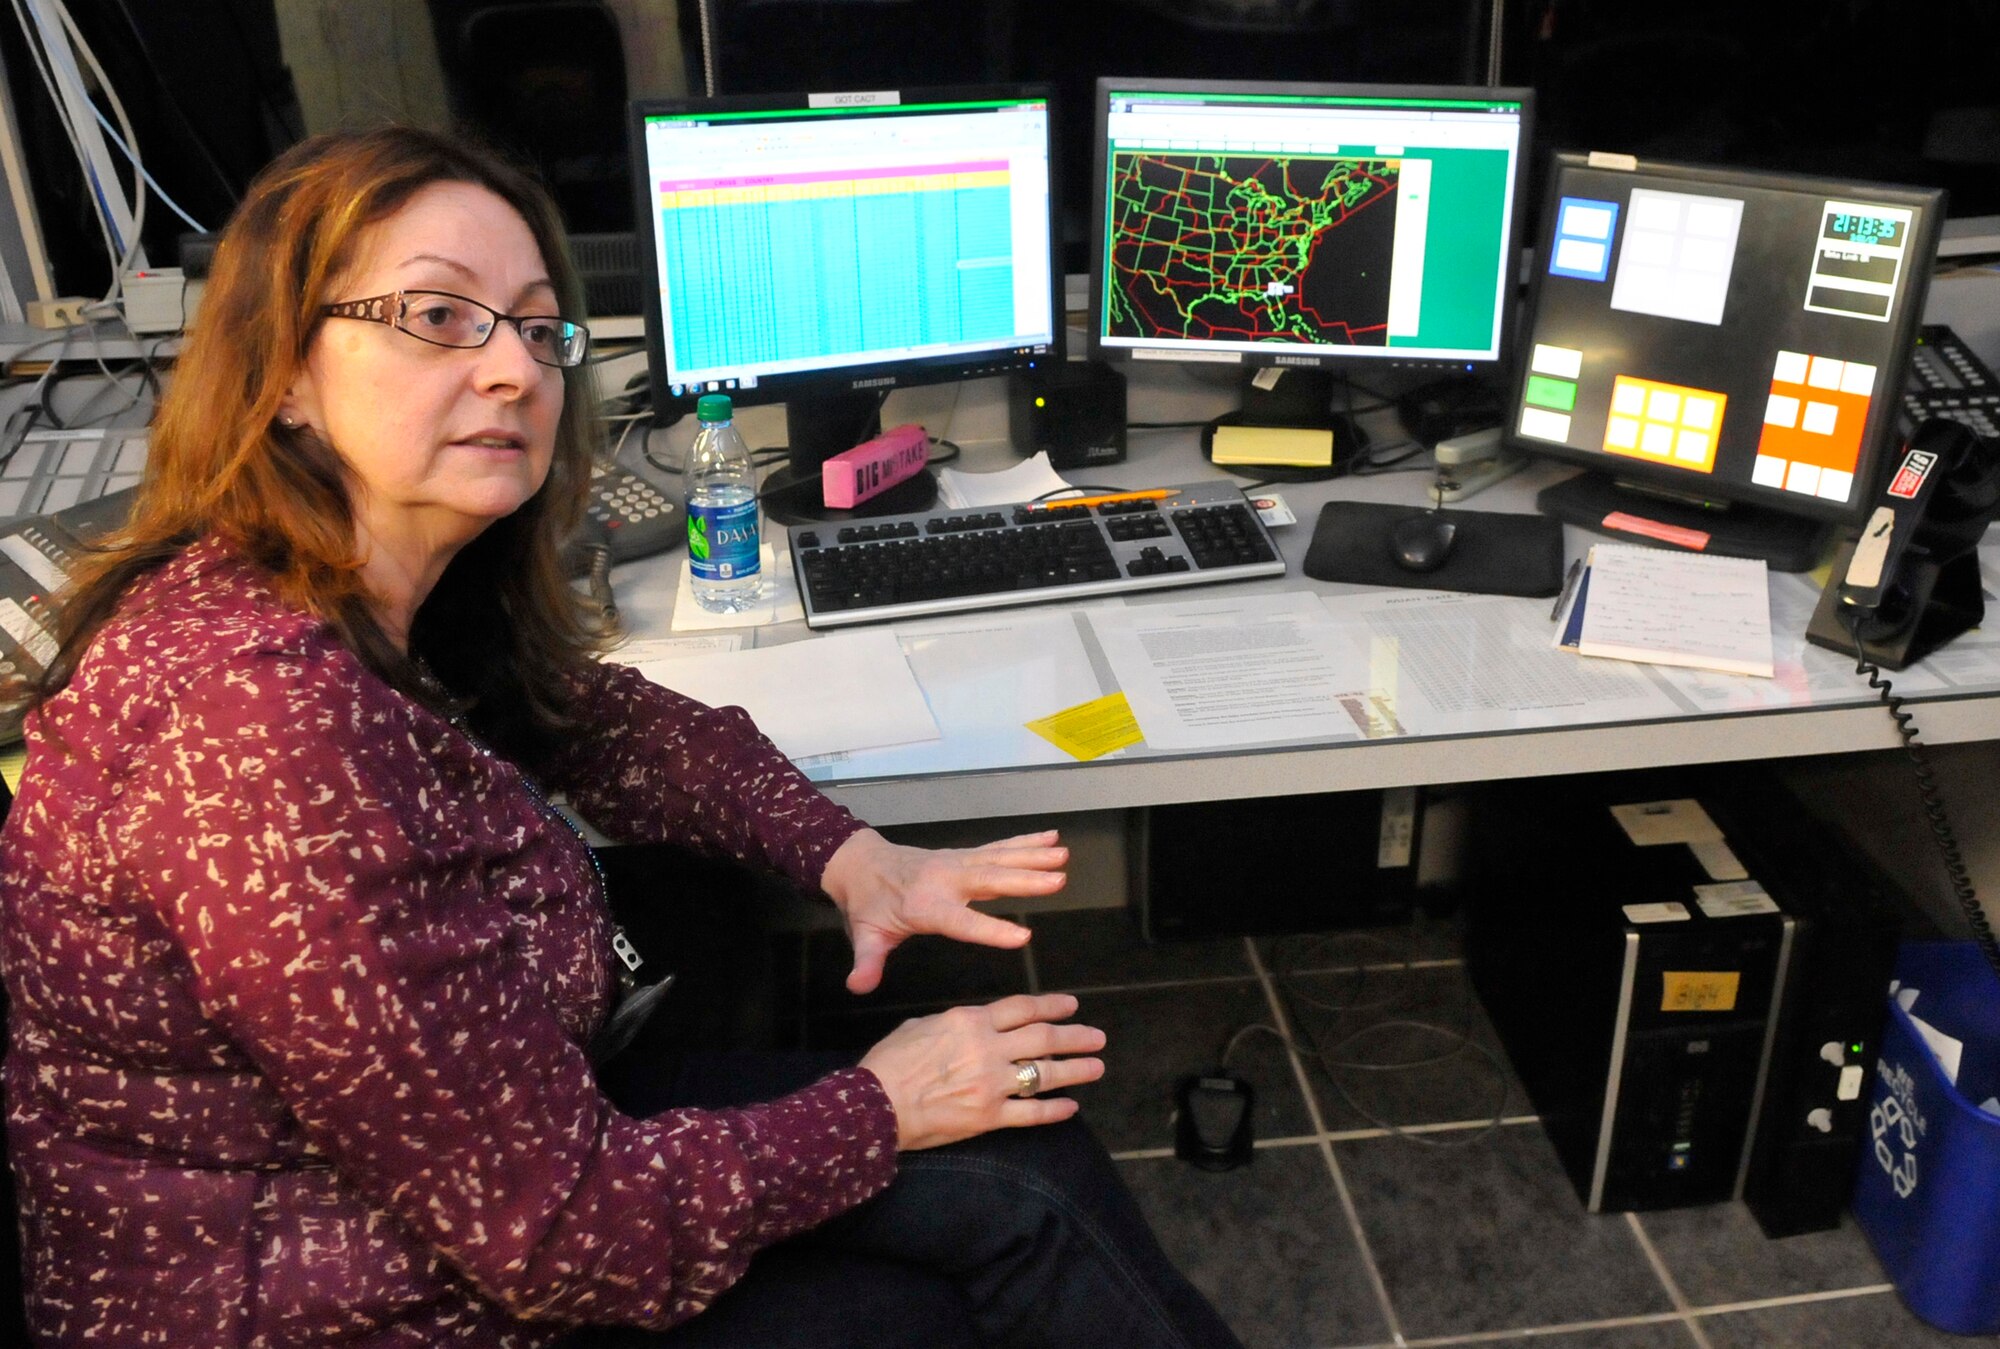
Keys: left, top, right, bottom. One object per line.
{"left": 0, "top": 128, "right": 1241, "bottom": 1348}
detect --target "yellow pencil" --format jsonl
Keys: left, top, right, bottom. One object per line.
{"left": 1026, "top": 488, "right": 1173, "bottom": 511}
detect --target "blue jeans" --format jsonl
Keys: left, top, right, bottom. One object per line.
{"left": 569, "top": 1051, "right": 1244, "bottom": 1349}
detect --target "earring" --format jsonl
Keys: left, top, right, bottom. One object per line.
{"left": 278, "top": 415, "right": 298, "bottom": 429}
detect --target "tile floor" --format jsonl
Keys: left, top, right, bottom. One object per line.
{"left": 790, "top": 906, "right": 1995, "bottom": 1349}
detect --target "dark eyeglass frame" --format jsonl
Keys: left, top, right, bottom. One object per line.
{"left": 320, "top": 289, "right": 590, "bottom": 368}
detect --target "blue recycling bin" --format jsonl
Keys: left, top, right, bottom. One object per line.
{"left": 1853, "top": 941, "right": 2000, "bottom": 1336}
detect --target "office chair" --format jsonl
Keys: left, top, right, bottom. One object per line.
{"left": 424, "top": 0, "right": 634, "bottom": 231}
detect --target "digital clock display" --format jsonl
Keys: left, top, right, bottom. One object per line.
{"left": 1824, "top": 211, "right": 1899, "bottom": 246}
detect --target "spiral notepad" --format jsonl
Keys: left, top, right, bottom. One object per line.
{"left": 1554, "top": 543, "right": 1775, "bottom": 678}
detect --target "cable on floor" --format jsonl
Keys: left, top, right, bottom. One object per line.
{"left": 1213, "top": 928, "right": 1513, "bottom": 1149}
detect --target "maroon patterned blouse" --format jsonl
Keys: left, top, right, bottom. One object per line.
{"left": 0, "top": 539, "right": 898, "bottom": 1347}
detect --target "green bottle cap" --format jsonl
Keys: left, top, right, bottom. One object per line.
{"left": 696, "top": 394, "right": 733, "bottom": 422}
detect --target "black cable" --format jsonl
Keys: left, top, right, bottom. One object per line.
{"left": 1843, "top": 612, "right": 2000, "bottom": 981}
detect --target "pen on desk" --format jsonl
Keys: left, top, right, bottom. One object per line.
{"left": 1551, "top": 557, "right": 1583, "bottom": 622}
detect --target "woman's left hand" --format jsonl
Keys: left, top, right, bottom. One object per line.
{"left": 820, "top": 827, "right": 1068, "bottom": 994}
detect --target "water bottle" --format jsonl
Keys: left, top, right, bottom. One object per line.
{"left": 685, "top": 394, "right": 762, "bottom": 612}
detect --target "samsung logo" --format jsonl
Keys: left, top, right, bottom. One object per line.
{"left": 1272, "top": 356, "right": 1321, "bottom": 368}
{"left": 851, "top": 376, "right": 897, "bottom": 389}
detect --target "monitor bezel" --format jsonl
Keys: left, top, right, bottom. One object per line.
{"left": 1086, "top": 77, "right": 1536, "bottom": 378}
{"left": 1510, "top": 151, "right": 1947, "bottom": 529}
{"left": 625, "top": 83, "right": 1066, "bottom": 419}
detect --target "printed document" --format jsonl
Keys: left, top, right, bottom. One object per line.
{"left": 1087, "top": 592, "right": 1369, "bottom": 749}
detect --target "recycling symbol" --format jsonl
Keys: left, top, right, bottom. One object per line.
{"left": 1872, "top": 1089, "right": 1921, "bottom": 1199}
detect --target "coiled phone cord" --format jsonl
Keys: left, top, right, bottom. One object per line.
{"left": 1845, "top": 614, "right": 2000, "bottom": 980}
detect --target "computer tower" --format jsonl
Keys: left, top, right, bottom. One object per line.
{"left": 1466, "top": 768, "right": 1897, "bottom": 1221}
{"left": 1722, "top": 780, "right": 1903, "bottom": 1236}
{"left": 1133, "top": 788, "right": 1419, "bottom": 940}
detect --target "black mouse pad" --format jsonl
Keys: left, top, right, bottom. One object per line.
{"left": 1302, "top": 500, "right": 1566, "bottom": 597}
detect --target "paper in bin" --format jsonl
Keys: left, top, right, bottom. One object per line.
{"left": 1909, "top": 1011, "right": 1965, "bottom": 1086}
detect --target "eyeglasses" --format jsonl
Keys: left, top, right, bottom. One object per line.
{"left": 321, "top": 289, "right": 589, "bottom": 368}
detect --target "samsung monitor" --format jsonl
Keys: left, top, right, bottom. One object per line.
{"left": 627, "top": 85, "right": 1062, "bottom": 514}
{"left": 1513, "top": 153, "right": 1946, "bottom": 570}
{"left": 1089, "top": 81, "right": 1532, "bottom": 388}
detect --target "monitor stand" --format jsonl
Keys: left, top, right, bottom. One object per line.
{"left": 759, "top": 388, "right": 938, "bottom": 526}
{"left": 1537, "top": 471, "right": 1829, "bottom": 573}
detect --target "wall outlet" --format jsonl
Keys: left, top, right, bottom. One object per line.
{"left": 26, "top": 296, "right": 92, "bottom": 328}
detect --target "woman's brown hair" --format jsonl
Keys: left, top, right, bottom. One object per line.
{"left": 21, "top": 125, "right": 608, "bottom": 769}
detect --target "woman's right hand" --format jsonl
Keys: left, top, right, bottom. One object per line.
{"left": 858, "top": 993, "right": 1106, "bottom": 1152}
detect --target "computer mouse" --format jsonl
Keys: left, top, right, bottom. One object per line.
{"left": 1389, "top": 512, "right": 1458, "bottom": 573}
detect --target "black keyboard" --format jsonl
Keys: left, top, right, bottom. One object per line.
{"left": 791, "top": 480, "right": 1287, "bottom": 629}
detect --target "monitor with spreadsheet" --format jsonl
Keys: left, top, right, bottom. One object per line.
{"left": 1513, "top": 153, "right": 1946, "bottom": 569}
{"left": 1088, "top": 80, "right": 1532, "bottom": 377}
{"left": 626, "top": 86, "right": 1061, "bottom": 488}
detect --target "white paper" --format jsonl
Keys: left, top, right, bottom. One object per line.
{"left": 1690, "top": 838, "right": 1750, "bottom": 881}
{"left": 631, "top": 629, "right": 938, "bottom": 761}
{"left": 1693, "top": 882, "right": 1778, "bottom": 917}
{"left": 821, "top": 608, "right": 1108, "bottom": 776}
{"left": 1087, "top": 592, "right": 1369, "bottom": 750}
{"left": 935, "top": 452, "right": 1073, "bottom": 508}
{"left": 669, "top": 542, "right": 805, "bottom": 630}
{"left": 603, "top": 634, "right": 744, "bottom": 665}
{"left": 1908, "top": 1011, "right": 1965, "bottom": 1087}
{"left": 1610, "top": 798, "right": 1724, "bottom": 846}
{"left": 1323, "top": 591, "right": 1680, "bottom": 735}
{"left": 1576, "top": 544, "right": 1775, "bottom": 678}
{"left": 1623, "top": 902, "right": 1690, "bottom": 924}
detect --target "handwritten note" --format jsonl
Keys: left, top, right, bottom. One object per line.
{"left": 1574, "top": 544, "right": 1774, "bottom": 678}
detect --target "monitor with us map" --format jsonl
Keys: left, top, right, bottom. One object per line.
{"left": 1088, "top": 80, "right": 1533, "bottom": 379}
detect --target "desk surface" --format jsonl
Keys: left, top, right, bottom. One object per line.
{"left": 612, "top": 349, "right": 2000, "bottom": 827}
{"left": 10, "top": 271, "right": 1999, "bottom": 826}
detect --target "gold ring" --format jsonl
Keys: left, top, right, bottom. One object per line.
{"left": 1012, "top": 1059, "right": 1042, "bottom": 1098}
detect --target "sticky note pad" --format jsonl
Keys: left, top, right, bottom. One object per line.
{"left": 1209, "top": 425, "right": 1337, "bottom": 468}
{"left": 1026, "top": 692, "right": 1143, "bottom": 761}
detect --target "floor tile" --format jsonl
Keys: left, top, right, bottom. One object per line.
{"left": 1280, "top": 962, "right": 1523, "bottom": 1132}
{"left": 802, "top": 925, "right": 1030, "bottom": 1011}
{"left": 1408, "top": 1322, "right": 1698, "bottom": 1348}
{"left": 1337, "top": 1124, "right": 1674, "bottom": 1339}
{"left": 1699, "top": 1290, "right": 1994, "bottom": 1347}
{"left": 1030, "top": 906, "right": 1254, "bottom": 989}
{"left": 1635, "top": 1204, "right": 1889, "bottom": 1306}
{"left": 1068, "top": 980, "right": 1313, "bottom": 1154}
{"left": 1120, "top": 1147, "right": 1391, "bottom": 1349}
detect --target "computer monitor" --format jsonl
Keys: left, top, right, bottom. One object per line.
{"left": 1513, "top": 153, "right": 1946, "bottom": 570}
{"left": 626, "top": 85, "right": 1062, "bottom": 517}
{"left": 1088, "top": 79, "right": 1534, "bottom": 438}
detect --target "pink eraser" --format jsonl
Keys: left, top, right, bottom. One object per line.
{"left": 821, "top": 423, "right": 932, "bottom": 508}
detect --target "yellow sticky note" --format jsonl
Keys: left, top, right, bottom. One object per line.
{"left": 1661, "top": 970, "right": 1741, "bottom": 1013}
{"left": 1025, "top": 691, "right": 1144, "bottom": 761}
{"left": 1209, "top": 424, "right": 1336, "bottom": 468}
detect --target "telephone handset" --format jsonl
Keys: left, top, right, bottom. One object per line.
{"left": 1806, "top": 418, "right": 2000, "bottom": 668}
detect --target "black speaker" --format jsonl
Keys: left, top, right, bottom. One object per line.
{"left": 1008, "top": 364, "right": 1127, "bottom": 470}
